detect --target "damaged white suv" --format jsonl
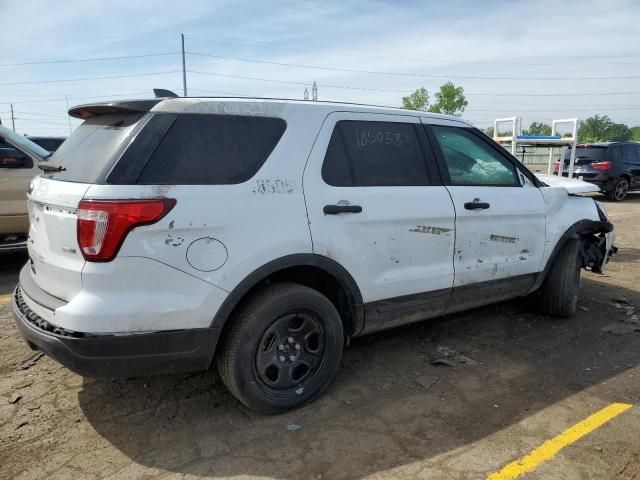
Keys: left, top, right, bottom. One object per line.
{"left": 13, "top": 98, "right": 615, "bottom": 413}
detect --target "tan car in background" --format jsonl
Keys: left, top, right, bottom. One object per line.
{"left": 0, "top": 125, "right": 50, "bottom": 252}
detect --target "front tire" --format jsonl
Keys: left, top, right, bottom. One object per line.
{"left": 606, "top": 177, "right": 629, "bottom": 201}
{"left": 541, "top": 238, "right": 582, "bottom": 317}
{"left": 217, "top": 282, "right": 344, "bottom": 414}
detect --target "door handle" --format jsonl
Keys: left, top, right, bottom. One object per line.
{"left": 323, "top": 204, "right": 363, "bottom": 215}
{"left": 464, "top": 201, "right": 490, "bottom": 210}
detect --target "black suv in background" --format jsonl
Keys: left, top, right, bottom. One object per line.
{"left": 556, "top": 142, "right": 640, "bottom": 201}
{"left": 27, "top": 136, "right": 66, "bottom": 154}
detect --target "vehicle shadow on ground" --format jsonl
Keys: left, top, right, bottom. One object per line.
{"left": 78, "top": 267, "right": 640, "bottom": 479}
{"left": 0, "top": 252, "right": 26, "bottom": 295}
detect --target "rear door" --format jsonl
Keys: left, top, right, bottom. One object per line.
{"left": 424, "top": 121, "right": 546, "bottom": 310}
{"left": 303, "top": 112, "right": 456, "bottom": 332}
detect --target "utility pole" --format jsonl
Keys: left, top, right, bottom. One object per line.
{"left": 10, "top": 103, "right": 15, "bottom": 132}
{"left": 65, "top": 95, "right": 72, "bottom": 135}
{"left": 312, "top": 82, "right": 318, "bottom": 101}
{"left": 181, "top": 33, "right": 187, "bottom": 97}
{"left": 304, "top": 87, "right": 309, "bottom": 100}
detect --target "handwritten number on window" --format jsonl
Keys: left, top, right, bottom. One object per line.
{"left": 356, "top": 129, "right": 403, "bottom": 148}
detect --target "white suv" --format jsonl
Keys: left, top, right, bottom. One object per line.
{"left": 13, "top": 98, "right": 615, "bottom": 413}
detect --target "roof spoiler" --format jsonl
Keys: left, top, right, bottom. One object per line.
{"left": 68, "top": 99, "right": 163, "bottom": 119}
{"left": 153, "top": 88, "right": 178, "bottom": 98}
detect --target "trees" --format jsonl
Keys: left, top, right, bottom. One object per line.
{"left": 631, "top": 126, "right": 640, "bottom": 141}
{"left": 523, "top": 121, "right": 552, "bottom": 136}
{"left": 578, "top": 115, "right": 632, "bottom": 142}
{"left": 429, "top": 82, "right": 468, "bottom": 116}
{"left": 401, "top": 87, "right": 429, "bottom": 111}
{"left": 402, "top": 82, "right": 468, "bottom": 116}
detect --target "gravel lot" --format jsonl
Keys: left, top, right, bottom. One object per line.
{"left": 1, "top": 194, "right": 639, "bottom": 480}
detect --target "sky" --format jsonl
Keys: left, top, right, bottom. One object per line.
{"left": 1, "top": 0, "right": 639, "bottom": 136}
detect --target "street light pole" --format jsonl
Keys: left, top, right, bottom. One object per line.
{"left": 181, "top": 33, "right": 188, "bottom": 97}
{"left": 10, "top": 103, "right": 15, "bottom": 132}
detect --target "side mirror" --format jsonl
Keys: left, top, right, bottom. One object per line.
{"left": 0, "top": 149, "right": 27, "bottom": 168}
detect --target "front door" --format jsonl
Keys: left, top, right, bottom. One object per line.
{"left": 425, "top": 122, "right": 547, "bottom": 311}
{"left": 303, "top": 112, "right": 456, "bottom": 332}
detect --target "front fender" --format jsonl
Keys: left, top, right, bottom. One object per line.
{"left": 530, "top": 219, "right": 615, "bottom": 293}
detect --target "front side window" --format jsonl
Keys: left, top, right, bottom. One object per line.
{"left": 322, "top": 120, "right": 431, "bottom": 187}
{"left": 431, "top": 125, "right": 519, "bottom": 186}
{"left": 137, "top": 114, "right": 286, "bottom": 185}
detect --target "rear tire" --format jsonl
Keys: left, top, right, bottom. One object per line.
{"left": 541, "top": 238, "right": 582, "bottom": 317}
{"left": 217, "top": 282, "right": 344, "bottom": 414}
{"left": 606, "top": 177, "right": 629, "bottom": 201}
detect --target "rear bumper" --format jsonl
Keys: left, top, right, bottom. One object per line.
{"left": 558, "top": 172, "right": 616, "bottom": 191}
{"left": 12, "top": 285, "right": 220, "bottom": 378}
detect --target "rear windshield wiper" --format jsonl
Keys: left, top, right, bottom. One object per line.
{"left": 38, "top": 161, "right": 65, "bottom": 172}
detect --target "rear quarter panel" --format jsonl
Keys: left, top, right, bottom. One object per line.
{"left": 83, "top": 106, "right": 325, "bottom": 296}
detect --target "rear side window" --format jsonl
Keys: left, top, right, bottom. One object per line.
{"left": 322, "top": 120, "right": 430, "bottom": 186}
{"left": 137, "top": 114, "right": 286, "bottom": 185}
{"left": 623, "top": 145, "right": 640, "bottom": 163}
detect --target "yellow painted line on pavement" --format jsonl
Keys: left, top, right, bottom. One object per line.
{"left": 487, "top": 402, "right": 632, "bottom": 480}
{"left": 0, "top": 294, "right": 11, "bottom": 305}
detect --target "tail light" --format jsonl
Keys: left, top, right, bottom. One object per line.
{"left": 77, "top": 198, "right": 176, "bottom": 262}
{"left": 591, "top": 161, "right": 612, "bottom": 171}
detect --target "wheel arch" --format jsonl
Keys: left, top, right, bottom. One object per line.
{"left": 530, "top": 218, "right": 613, "bottom": 293}
{"left": 211, "top": 254, "right": 365, "bottom": 337}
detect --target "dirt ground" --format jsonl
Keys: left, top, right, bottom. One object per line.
{"left": 1, "top": 194, "right": 639, "bottom": 480}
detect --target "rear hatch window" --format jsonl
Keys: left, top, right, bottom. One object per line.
{"left": 564, "top": 146, "right": 607, "bottom": 165}
{"left": 42, "top": 113, "right": 144, "bottom": 183}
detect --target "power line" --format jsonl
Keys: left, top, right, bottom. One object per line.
{"left": 0, "top": 52, "right": 178, "bottom": 68}
{"left": 0, "top": 71, "right": 180, "bottom": 87}
{"left": 188, "top": 68, "right": 640, "bottom": 98}
{"left": 185, "top": 36, "right": 640, "bottom": 67}
{"left": 10, "top": 110, "right": 72, "bottom": 120}
{"left": 187, "top": 51, "right": 640, "bottom": 81}
{"left": 14, "top": 117, "right": 70, "bottom": 126}
{"left": 1, "top": 52, "right": 178, "bottom": 70}
{"left": 4, "top": 91, "right": 164, "bottom": 105}
{"left": 188, "top": 70, "right": 410, "bottom": 93}
{"left": 189, "top": 87, "right": 254, "bottom": 96}
{"left": 467, "top": 106, "right": 640, "bottom": 113}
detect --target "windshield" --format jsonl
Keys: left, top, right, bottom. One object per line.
{"left": 0, "top": 125, "right": 50, "bottom": 160}
{"left": 44, "top": 113, "right": 145, "bottom": 183}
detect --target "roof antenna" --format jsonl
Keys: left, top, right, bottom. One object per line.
{"left": 153, "top": 89, "right": 179, "bottom": 98}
